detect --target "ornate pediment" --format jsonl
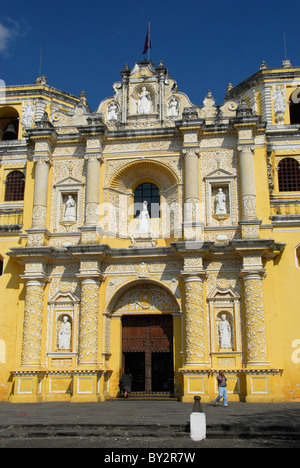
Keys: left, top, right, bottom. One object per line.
{"left": 48, "top": 290, "right": 80, "bottom": 305}
{"left": 207, "top": 285, "right": 240, "bottom": 300}
{"left": 97, "top": 60, "right": 194, "bottom": 126}
{"left": 53, "top": 176, "right": 84, "bottom": 188}
{"left": 204, "top": 168, "right": 236, "bottom": 179}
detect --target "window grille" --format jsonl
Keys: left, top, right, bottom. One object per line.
{"left": 134, "top": 182, "right": 160, "bottom": 218}
{"left": 4, "top": 171, "right": 25, "bottom": 201}
{"left": 278, "top": 158, "right": 300, "bottom": 192}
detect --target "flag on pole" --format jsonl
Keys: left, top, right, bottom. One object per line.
{"left": 142, "top": 23, "right": 151, "bottom": 56}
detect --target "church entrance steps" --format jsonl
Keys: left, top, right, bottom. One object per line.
{"left": 106, "top": 392, "right": 179, "bottom": 401}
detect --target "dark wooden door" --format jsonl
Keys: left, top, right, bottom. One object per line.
{"left": 122, "top": 314, "right": 174, "bottom": 393}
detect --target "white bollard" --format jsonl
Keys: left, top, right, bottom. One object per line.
{"left": 190, "top": 412, "right": 206, "bottom": 441}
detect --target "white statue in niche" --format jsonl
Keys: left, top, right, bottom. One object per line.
{"left": 215, "top": 188, "right": 227, "bottom": 215}
{"left": 107, "top": 101, "right": 119, "bottom": 121}
{"left": 168, "top": 97, "right": 179, "bottom": 117}
{"left": 21, "top": 102, "right": 35, "bottom": 128}
{"left": 136, "top": 200, "right": 151, "bottom": 234}
{"left": 138, "top": 87, "right": 151, "bottom": 114}
{"left": 58, "top": 316, "right": 71, "bottom": 350}
{"left": 218, "top": 314, "right": 232, "bottom": 349}
{"left": 272, "top": 85, "right": 286, "bottom": 124}
{"left": 64, "top": 195, "right": 76, "bottom": 221}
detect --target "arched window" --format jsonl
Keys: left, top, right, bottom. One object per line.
{"left": 290, "top": 103, "right": 300, "bottom": 124}
{"left": 278, "top": 158, "right": 300, "bottom": 192}
{"left": 134, "top": 182, "right": 160, "bottom": 218}
{"left": 0, "top": 106, "right": 19, "bottom": 141}
{"left": 5, "top": 170, "right": 25, "bottom": 201}
{"left": 2, "top": 120, "right": 19, "bottom": 141}
{"left": 290, "top": 89, "right": 300, "bottom": 124}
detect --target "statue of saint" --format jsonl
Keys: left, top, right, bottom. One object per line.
{"left": 64, "top": 195, "right": 76, "bottom": 221}
{"left": 218, "top": 314, "right": 232, "bottom": 349}
{"left": 107, "top": 102, "right": 119, "bottom": 121}
{"left": 272, "top": 85, "right": 286, "bottom": 124}
{"left": 138, "top": 87, "right": 151, "bottom": 114}
{"left": 168, "top": 97, "right": 179, "bottom": 117}
{"left": 58, "top": 316, "right": 71, "bottom": 350}
{"left": 136, "top": 200, "right": 151, "bottom": 234}
{"left": 215, "top": 188, "right": 227, "bottom": 214}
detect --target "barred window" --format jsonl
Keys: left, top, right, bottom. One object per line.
{"left": 278, "top": 158, "right": 300, "bottom": 192}
{"left": 5, "top": 170, "right": 25, "bottom": 201}
{"left": 134, "top": 182, "right": 160, "bottom": 218}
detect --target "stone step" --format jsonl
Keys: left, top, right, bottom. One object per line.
{"left": 1, "top": 423, "right": 300, "bottom": 440}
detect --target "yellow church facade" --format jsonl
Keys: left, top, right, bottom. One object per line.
{"left": 0, "top": 58, "right": 300, "bottom": 403}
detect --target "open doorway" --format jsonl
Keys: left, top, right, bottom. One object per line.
{"left": 122, "top": 314, "right": 174, "bottom": 394}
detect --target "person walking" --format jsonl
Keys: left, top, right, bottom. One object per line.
{"left": 120, "top": 369, "right": 133, "bottom": 398}
{"left": 214, "top": 370, "right": 228, "bottom": 407}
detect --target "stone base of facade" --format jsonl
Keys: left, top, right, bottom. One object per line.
{"left": 179, "top": 368, "right": 284, "bottom": 403}
{"left": 10, "top": 370, "right": 107, "bottom": 403}
{"left": 10, "top": 368, "right": 285, "bottom": 403}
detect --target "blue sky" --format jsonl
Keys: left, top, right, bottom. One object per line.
{"left": 0, "top": 0, "right": 299, "bottom": 111}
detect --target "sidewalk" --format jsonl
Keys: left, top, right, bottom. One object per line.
{"left": 0, "top": 400, "right": 300, "bottom": 439}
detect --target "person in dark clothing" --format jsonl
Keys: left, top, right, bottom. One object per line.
{"left": 120, "top": 369, "right": 133, "bottom": 398}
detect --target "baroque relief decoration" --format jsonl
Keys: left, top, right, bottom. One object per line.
{"left": 111, "top": 282, "right": 180, "bottom": 315}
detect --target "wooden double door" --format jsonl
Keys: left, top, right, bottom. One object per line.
{"left": 122, "top": 314, "right": 174, "bottom": 393}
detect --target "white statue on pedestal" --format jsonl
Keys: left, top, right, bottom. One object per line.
{"left": 64, "top": 195, "right": 76, "bottom": 221}
{"left": 58, "top": 316, "right": 71, "bottom": 350}
{"left": 107, "top": 102, "right": 119, "bottom": 121}
{"left": 136, "top": 200, "right": 151, "bottom": 234}
{"left": 215, "top": 188, "right": 227, "bottom": 215}
{"left": 138, "top": 87, "right": 151, "bottom": 114}
{"left": 272, "top": 85, "right": 286, "bottom": 124}
{"left": 218, "top": 314, "right": 232, "bottom": 349}
{"left": 168, "top": 97, "right": 179, "bottom": 117}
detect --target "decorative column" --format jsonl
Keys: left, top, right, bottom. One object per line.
{"left": 120, "top": 64, "right": 130, "bottom": 124}
{"left": 78, "top": 278, "right": 101, "bottom": 366}
{"left": 84, "top": 153, "right": 102, "bottom": 226}
{"left": 182, "top": 273, "right": 206, "bottom": 366}
{"left": 77, "top": 259, "right": 102, "bottom": 367}
{"left": 182, "top": 146, "right": 203, "bottom": 241}
{"left": 156, "top": 60, "right": 168, "bottom": 122}
{"left": 235, "top": 103, "right": 261, "bottom": 239}
{"left": 238, "top": 145, "right": 258, "bottom": 220}
{"left": 21, "top": 279, "right": 46, "bottom": 366}
{"left": 78, "top": 117, "right": 105, "bottom": 244}
{"left": 26, "top": 119, "right": 56, "bottom": 246}
{"left": 241, "top": 270, "right": 268, "bottom": 366}
{"left": 31, "top": 155, "right": 52, "bottom": 229}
